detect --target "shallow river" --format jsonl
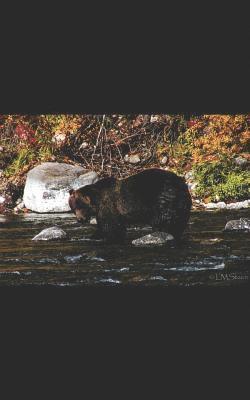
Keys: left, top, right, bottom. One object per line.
{"left": 0, "top": 209, "right": 249, "bottom": 287}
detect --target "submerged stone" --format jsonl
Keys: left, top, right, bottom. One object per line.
{"left": 132, "top": 231, "right": 174, "bottom": 246}
{"left": 32, "top": 226, "right": 68, "bottom": 241}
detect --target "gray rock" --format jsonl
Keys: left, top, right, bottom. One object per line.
{"left": 205, "top": 202, "right": 227, "bottom": 209}
{"left": 23, "top": 162, "right": 98, "bottom": 213}
{"left": 132, "top": 231, "right": 174, "bottom": 246}
{"left": 204, "top": 199, "right": 250, "bottom": 210}
{"left": 235, "top": 156, "right": 248, "bottom": 167}
{"left": 32, "top": 226, "right": 68, "bottom": 241}
{"left": 125, "top": 154, "right": 141, "bottom": 164}
{"left": 90, "top": 217, "right": 97, "bottom": 225}
{"left": 224, "top": 218, "right": 250, "bottom": 231}
{"left": 226, "top": 200, "right": 250, "bottom": 210}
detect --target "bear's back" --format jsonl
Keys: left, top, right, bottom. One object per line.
{"left": 120, "top": 168, "right": 186, "bottom": 200}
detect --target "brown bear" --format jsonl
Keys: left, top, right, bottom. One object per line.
{"left": 69, "top": 168, "right": 192, "bottom": 243}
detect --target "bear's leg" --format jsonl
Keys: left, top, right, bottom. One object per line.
{"left": 98, "top": 219, "right": 127, "bottom": 243}
{"left": 152, "top": 209, "right": 177, "bottom": 236}
{"left": 152, "top": 186, "right": 191, "bottom": 241}
{"left": 90, "top": 229, "right": 104, "bottom": 240}
{"left": 153, "top": 219, "right": 186, "bottom": 243}
{"left": 151, "top": 186, "right": 179, "bottom": 239}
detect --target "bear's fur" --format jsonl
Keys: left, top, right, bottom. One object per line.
{"left": 69, "top": 168, "right": 192, "bottom": 243}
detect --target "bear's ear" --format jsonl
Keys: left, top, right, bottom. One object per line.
{"left": 69, "top": 189, "right": 75, "bottom": 195}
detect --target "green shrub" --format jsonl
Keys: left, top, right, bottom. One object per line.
{"left": 212, "top": 172, "right": 250, "bottom": 202}
{"left": 193, "top": 160, "right": 250, "bottom": 201}
{"left": 5, "top": 148, "right": 36, "bottom": 177}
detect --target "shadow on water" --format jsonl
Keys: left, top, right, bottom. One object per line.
{"left": 0, "top": 209, "right": 249, "bottom": 287}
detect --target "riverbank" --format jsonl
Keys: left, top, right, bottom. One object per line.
{"left": 0, "top": 166, "right": 249, "bottom": 215}
{"left": 1, "top": 114, "right": 249, "bottom": 214}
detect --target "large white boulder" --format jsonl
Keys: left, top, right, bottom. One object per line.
{"left": 23, "top": 162, "right": 98, "bottom": 213}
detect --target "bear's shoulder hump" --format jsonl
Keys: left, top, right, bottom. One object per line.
{"left": 95, "top": 176, "right": 117, "bottom": 190}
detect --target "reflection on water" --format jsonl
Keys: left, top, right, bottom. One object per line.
{"left": 0, "top": 209, "right": 249, "bottom": 286}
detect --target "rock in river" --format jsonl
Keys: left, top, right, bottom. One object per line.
{"left": 32, "top": 226, "right": 68, "bottom": 241}
{"left": 224, "top": 218, "right": 250, "bottom": 232}
{"left": 23, "top": 162, "right": 98, "bottom": 213}
{"left": 132, "top": 231, "right": 174, "bottom": 246}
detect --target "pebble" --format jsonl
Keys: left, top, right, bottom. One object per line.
{"left": 14, "top": 201, "right": 25, "bottom": 213}
{"left": 160, "top": 156, "right": 168, "bottom": 165}
{"left": 150, "top": 115, "right": 159, "bottom": 123}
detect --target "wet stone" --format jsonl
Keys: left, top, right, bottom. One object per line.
{"left": 224, "top": 218, "right": 250, "bottom": 232}
{"left": 32, "top": 226, "right": 68, "bottom": 241}
{"left": 132, "top": 231, "right": 174, "bottom": 246}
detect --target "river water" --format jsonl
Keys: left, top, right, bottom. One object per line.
{"left": 0, "top": 209, "right": 249, "bottom": 287}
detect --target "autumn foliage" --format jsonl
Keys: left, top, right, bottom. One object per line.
{"left": 0, "top": 114, "right": 249, "bottom": 202}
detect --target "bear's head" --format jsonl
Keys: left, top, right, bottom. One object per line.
{"left": 68, "top": 187, "right": 96, "bottom": 223}
{"left": 69, "top": 177, "right": 116, "bottom": 223}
